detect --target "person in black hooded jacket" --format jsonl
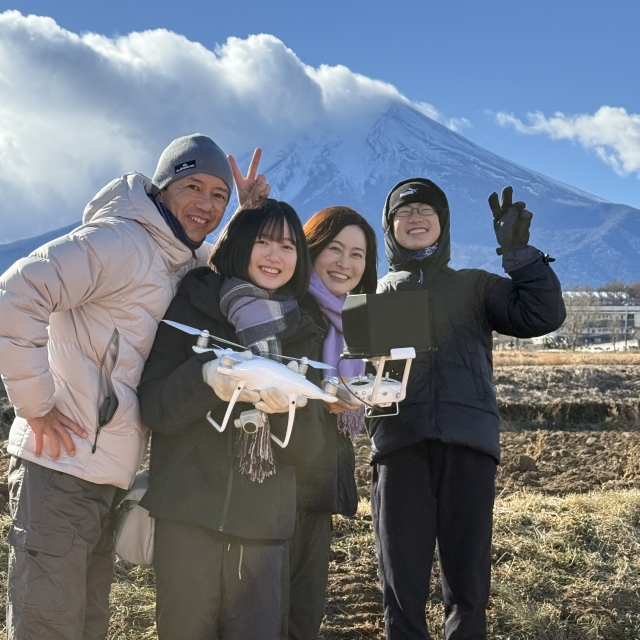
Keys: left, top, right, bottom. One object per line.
{"left": 369, "top": 180, "right": 566, "bottom": 640}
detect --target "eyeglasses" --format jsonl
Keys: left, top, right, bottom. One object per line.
{"left": 394, "top": 205, "right": 437, "bottom": 218}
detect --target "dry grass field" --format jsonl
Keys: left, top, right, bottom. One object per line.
{"left": 493, "top": 350, "right": 640, "bottom": 367}
{"left": 2, "top": 352, "right": 640, "bottom": 639}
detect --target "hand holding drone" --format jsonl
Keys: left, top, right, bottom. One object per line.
{"left": 162, "top": 320, "right": 338, "bottom": 448}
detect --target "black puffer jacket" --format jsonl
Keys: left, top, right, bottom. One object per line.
{"left": 369, "top": 179, "right": 566, "bottom": 463}
{"left": 294, "top": 294, "right": 358, "bottom": 516}
{"left": 138, "top": 268, "right": 325, "bottom": 542}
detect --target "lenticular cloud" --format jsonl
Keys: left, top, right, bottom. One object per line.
{"left": 0, "top": 10, "right": 448, "bottom": 242}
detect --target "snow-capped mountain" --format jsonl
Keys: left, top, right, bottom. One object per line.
{"left": 2, "top": 102, "right": 639, "bottom": 286}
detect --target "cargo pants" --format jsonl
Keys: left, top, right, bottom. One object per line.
{"left": 6, "top": 456, "right": 118, "bottom": 640}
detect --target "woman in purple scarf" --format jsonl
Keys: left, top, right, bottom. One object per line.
{"left": 282, "top": 207, "right": 377, "bottom": 640}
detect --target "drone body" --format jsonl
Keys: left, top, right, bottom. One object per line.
{"left": 210, "top": 349, "right": 338, "bottom": 447}
{"left": 161, "top": 319, "right": 336, "bottom": 448}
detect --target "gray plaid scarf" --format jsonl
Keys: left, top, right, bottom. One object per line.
{"left": 220, "top": 278, "right": 300, "bottom": 357}
{"left": 219, "top": 277, "right": 301, "bottom": 482}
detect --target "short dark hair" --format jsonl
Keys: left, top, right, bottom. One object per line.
{"left": 209, "top": 199, "right": 311, "bottom": 299}
{"left": 303, "top": 206, "right": 378, "bottom": 294}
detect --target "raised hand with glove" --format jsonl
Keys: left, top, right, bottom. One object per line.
{"left": 488, "top": 186, "right": 551, "bottom": 272}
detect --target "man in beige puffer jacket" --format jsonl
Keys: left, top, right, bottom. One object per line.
{"left": 0, "top": 133, "right": 269, "bottom": 640}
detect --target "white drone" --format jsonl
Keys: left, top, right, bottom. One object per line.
{"left": 162, "top": 320, "right": 338, "bottom": 448}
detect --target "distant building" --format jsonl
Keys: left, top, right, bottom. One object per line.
{"left": 562, "top": 291, "right": 639, "bottom": 347}
{"left": 493, "top": 291, "right": 639, "bottom": 350}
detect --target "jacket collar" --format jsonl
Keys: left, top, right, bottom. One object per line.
{"left": 82, "top": 172, "right": 210, "bottom": 273}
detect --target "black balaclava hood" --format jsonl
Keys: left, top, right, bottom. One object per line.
{"left": 382, "top": 178, "right": 451, "bottom": 272}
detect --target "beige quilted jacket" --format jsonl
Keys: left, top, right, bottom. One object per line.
{"left": 0, "top": 173, "right": 210, "bottom": 489}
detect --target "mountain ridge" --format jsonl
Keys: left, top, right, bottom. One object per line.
{"left": 1, "top": 103, "right": 638, "bottom": 286}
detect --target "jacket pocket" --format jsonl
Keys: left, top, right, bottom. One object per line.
{"left": 8, "top": 522, "right": 76, "bottom": 611}
{"left": 95, "top": 330, "right": 120, "bottom": 453}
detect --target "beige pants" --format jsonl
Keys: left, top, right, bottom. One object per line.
{"left": 6, "top": 457, "right": 118, "bottom": 640}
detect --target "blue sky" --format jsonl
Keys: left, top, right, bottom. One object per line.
{"left": 0, "top": 0, "right": 639, "bottom": 241}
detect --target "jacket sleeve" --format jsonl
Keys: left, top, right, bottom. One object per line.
{"left": 0, "top": 224, "right": 150, "bottom": 420}
{"left": 483, "top": 249, "right": 566, "bottom": 338}
{"left": 137, "top": 311, "right": 224, "bottom": 435}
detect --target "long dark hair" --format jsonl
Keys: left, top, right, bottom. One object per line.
{"left": 303, "top": 206, "right": 377, "bottom": 294}
{"left": 209, "top": 199, "right": 311, "bottom": 298}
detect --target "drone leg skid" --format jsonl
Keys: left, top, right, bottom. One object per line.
{"left": 269, "top": 401, "right": 296, "bottom": 449}
{"left": 206, "top": 381, "right": 297, "bottom": 448}
{"left": 206, "top": 381, "right": 247, "bottom": 432}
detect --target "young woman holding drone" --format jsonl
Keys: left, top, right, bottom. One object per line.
{"left": 137, "top": 199, "right": 326, "bottom": 640}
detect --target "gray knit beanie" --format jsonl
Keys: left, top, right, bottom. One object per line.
{"left": 151, "top": 134, "right": 233, "bottom": 196}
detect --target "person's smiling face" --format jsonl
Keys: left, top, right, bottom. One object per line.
{"left": 392, "top": 203, "right": 441, "bottom": 251}
{"left": 313, "top": 225, "right": 367, "bottom": 296}
{"left": 156, "top": 173, "right": 229, "bottom": 242}
{"left": 247, "top": 221, "right": 298, "bottom": 291}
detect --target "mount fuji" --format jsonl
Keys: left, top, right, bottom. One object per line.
{"left": 1, "top": 102, "right": 639, "bottom": 286}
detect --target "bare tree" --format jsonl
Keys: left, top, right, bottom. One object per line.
{"left": 562, "top": 288, "right": 603, "bottom": 350}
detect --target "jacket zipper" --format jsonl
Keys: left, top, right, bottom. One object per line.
{"left": 218, "top": 467, "right": 234, "bottom": 532}
{"left": 93, "top": 330, "right": 120, "bottom": 454}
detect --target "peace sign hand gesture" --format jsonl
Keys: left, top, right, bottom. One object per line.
{"left": 228, "top": 148, "right": 271, "bottom": 207}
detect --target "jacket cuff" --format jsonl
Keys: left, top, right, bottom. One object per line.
{"left": 502, "top": 246, "right": 543, "bottom": 273}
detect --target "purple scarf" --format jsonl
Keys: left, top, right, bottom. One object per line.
{"left": 309, "top": 270, "right": 365, "bottom": 440}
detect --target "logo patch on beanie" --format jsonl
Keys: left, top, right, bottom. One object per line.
{"left": 399, "top": 187, "right": 418, "bottom": 198}
{"left": 175, "top": 160, "right": 196, "bottom": 174}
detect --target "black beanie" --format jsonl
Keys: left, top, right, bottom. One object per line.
{"left": 388, "top": 181, "right": 447, "bottom": 217}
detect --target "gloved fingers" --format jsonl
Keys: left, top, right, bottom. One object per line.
{"left": 513, "top": 200, "right": 527, "bottom": 213}
{"left": 514, "top": 208, "right": 533, "bottom": 247}
{"left": 240, "top": 350, "right": 253, "bottom": 360}
{"left": 259, "top": 387, "right": 291, "bottom": 413}
{"left": 488, "top": 191, "right": 502, "bottom": 220}
{"left": 238, "top": 388, "right": 261, "bottom": 404}
{"left": 295, "top": 395, "right": 308, "bottom": 407}
{"left": 202, "top": 358, "right": 221, "bottom": 382}
{"left": 254, "top": 401, "right": 275, "bottom": 414}
{"left": 208, "top": 374, "right": 234, "bottom": 402}
{"left": 499, "top": 186, "right": 513, "bottom": 211}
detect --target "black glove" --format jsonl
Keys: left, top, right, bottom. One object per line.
{"left": 488, "top": 186, "right": 533, "bottom": 255}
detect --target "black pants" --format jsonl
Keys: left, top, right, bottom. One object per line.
{"left": 371, "top": 440, "right": 496, "bottom": 640}
{"left": 281, "top": 510, "right": 333, "bottom": 640}
{"left": 154, "top": 519, "right": 284, "bottom": 640}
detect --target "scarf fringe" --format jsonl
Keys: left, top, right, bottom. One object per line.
{"left": 337, "top": 406, "right": 366, "bottom": 441}
{"left": 233, "top": 419, "right": 276, "bottom": 483}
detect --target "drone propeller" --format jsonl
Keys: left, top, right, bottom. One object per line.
{"left": 162, "top": 320, "right": 248, "bottom": 350}
{"left": 271, "top": 354, "right": 335, "bottom": 370}
{"left": 162, "top": 319, "right": 333, "bottom": 369}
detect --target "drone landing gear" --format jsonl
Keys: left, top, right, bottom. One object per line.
{"left": 206, "top": 383, "right": 295, "bottom": 449}
{"left": 268, "top": 402, "right": 295, "bottom": 449}
{"left": 206, "top": 381, "right": 247, "bottom": 432}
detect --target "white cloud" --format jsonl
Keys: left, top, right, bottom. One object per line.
{"left": 496, "top": 107, "right": 640, "bottom": 178}
{"left": 0, "top": 10, "right": 466, "bottom": 242}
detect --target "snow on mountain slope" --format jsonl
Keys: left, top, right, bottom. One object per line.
{"left": 2, "top": 103, "right": 638, "bottom": 286}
